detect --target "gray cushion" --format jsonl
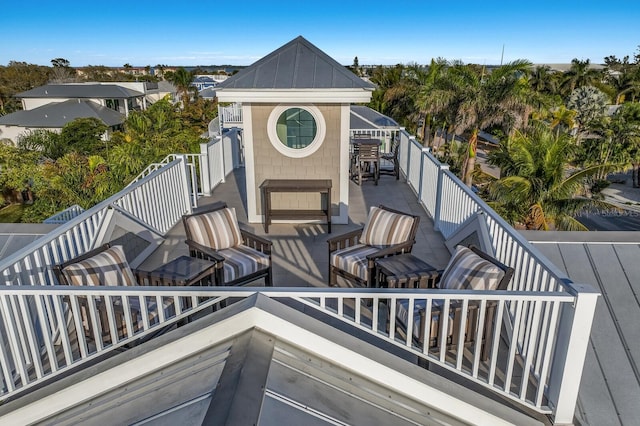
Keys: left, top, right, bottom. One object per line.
{"left": 360, "top": 206, "right": 415, "bottom": 247}
{"left": 185, "top": 207, "right": 242, "bottom": 250}
{"left": 440, "top": 246, "right": 505, "bottom": 291}
{"left": 62, "top": 245, "right": 137, "bottom": 287}
{"left": 330, "top": 244, "right": 379, "bottom": 281}
{"left": 218, "top": 245, "right": 270, "bottom": 283}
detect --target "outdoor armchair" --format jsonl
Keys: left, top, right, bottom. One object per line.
{"left": 53, "top": 244, "right": 177, "bottom": 344}
{"left": 182, "top": 202, "right": 273, "bottom": 287}
{"left": 395, "top": 245, "right": 514, "bottom": 361}
{"left": 328, "top": 205, "right": 420, "bottom": 288}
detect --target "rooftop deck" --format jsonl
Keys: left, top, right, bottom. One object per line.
{"left": 139, "top": 168, "right": 451, "bottom": 288}
{"left": 0, "top": 129, "right": 599, "bottom": 425}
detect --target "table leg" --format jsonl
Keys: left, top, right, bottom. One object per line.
{"left": 327, "top": 189, "right": 331, "bottom": 233}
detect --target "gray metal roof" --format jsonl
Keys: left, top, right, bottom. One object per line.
{"left": 17, "top": 84, "right": 144, "bottom": 99}
{"left": 0, "top": 224, "right": 59, "bottom": 261}
{"left": 0, "top": 100, "right": 125, "bottom": 128}
{"left": 522, "top": 230, "right": 640, "bottom": 426}
{"left": 350, "top": 105, "right": 399, "bottom": 129}
{"left": 217, "top": 36, "right": 375, "bottom": 90}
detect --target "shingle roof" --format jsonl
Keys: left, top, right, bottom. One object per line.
{"left": 217, "top": 36, "right": 375, "bottom": 90}
{"left": 17, "top": 84, "right": 144, "bottom": 99}
{"left": 0, "top": 100, "right": 125, "bottom": 128}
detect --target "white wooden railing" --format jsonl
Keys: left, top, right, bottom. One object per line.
{"left": 396, "top": 129, "right": 599, "bottom": 424}
{"left": 43, "top": 205, "right": 85, "bottom": 224}
{"left": 0, "top": 286, "right": 596, "bottom": 425}
{"left": 0, "top": 158, "right": 193, "bottom": 288}
{"left": 219, "top": 103, "right": 243, "bottom": 126}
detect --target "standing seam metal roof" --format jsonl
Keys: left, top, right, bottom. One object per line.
{"left": 0, "top": 100, "right": 125, "bottom": 127}
{"left": 17, "top": 84, "right": 144, "bottom": 99}
{"left": 217, "top": 36, "right": 375, "bottom": 90}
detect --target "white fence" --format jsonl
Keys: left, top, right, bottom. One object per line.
{"left": 219, "top": 103, "right": 243, "bottom": 127}
{"left": 0, "top": 286, "right": 596, "bottom": 425}
{"left": 396, "top": 129, "right": 599, "bottom": 423}
{"left": 43, "top": 205, "right": 85, "bottom": 224}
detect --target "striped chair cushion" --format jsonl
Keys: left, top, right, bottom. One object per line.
{"left": 440, "top": 246, "right": 505, "bottom": 291}
{"left": 330, "top": 244, "right": 380, "bottom": 282}
{"left": 185, "top": 207, "right": 242, "bottom": 250}
{"left": 218, "top": 245, "right": 270, "bottom": 283}
{"left": 396, "top": 299, "right": 454, "bottom": 344}
{"left": 62, "top": 245, "right": 137, "bottom": 287}
{"left": 361, "top": 206, "right": 415, "bottom": 247}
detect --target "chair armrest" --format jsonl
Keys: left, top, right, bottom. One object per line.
{"left": 327, "top": 228, "right": 363, "bottom": 253}
{"left": 240, "top": 229, "right": 272, "bottom": 255}
{"left": 365, "top": 240, "right": 415, "bottom": 260}
{"left": 184, "top": 239, "right": 226, "bottom": 263}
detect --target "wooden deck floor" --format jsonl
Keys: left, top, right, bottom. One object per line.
{"left": 140, "top": 168, "right": 451, "bottom": 287}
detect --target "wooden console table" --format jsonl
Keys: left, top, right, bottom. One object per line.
{"left": 260, "top": 179, "right": 332, "bottom": 233}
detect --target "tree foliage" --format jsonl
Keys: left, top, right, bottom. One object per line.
{"left": 487, "top": 124, "right": 612, "bottom": 230}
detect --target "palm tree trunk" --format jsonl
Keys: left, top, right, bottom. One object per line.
{"left": 463, "top": 129, "right": 479, "bottom": 187}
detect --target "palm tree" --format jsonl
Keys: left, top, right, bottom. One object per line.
{"left": 488, "top": 124, "right": 612, "bottom": 230}
{"left": 560, "top": 59, "right": 602, "bottom": 97}
{"left": 414, "top": 58, "right": 449, "bottom": 145}
{"left": 424, "top": 60, "right": 533, "bottom": 186}
{"left": 167, "top": 67, "right": 196, "bottom": 106}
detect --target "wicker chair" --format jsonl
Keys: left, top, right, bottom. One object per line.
{"left": 328, "top": 205, "right": 420, "bottom": 288}
{"left": 182, "top": 202, "right": 273, "bottom": 287}
{"left": 395, "top": 245, "right": 514, "bottom": 361}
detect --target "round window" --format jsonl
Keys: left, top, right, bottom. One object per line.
{"left": 276, "top": 107, "right": 317, "bottom": 149}
{"left": 267, "top": 105, "right": 326, "bottom": 158}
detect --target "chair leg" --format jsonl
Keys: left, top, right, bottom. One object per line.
{"left": 266, "top": 269, "right": 273, "bottom": 287}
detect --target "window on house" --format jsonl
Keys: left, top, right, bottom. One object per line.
{"left": 276, "top": 107, "right": 317, "bottom": 149}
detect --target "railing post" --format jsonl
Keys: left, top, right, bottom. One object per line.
{"left": 433, "top": 163, "right": 449, "bottom": 232}
{"left": 179, "top": 155, "right": 194, "bottom": 213}
{"left": 417, "top": 146, "right": 429, "bottom": 202}
{"left": 200, "top": 142, "right": 212, "bottom": 196}
{"left": 407, "top": 135, "right": 415, "bottom": 183}
{"left": 547, "top": 284, "right": 600, "bottom": 425}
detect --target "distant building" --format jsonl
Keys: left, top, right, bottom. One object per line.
{"left": 0, "top": 82, "right": 178, "bottom": 145}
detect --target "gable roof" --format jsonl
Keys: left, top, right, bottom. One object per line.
{"left": 17, "top": 84, "right": 144, "bottom": 99}
{"left": 218, "top": 36, "right": 374, "bottom": 91}
{"left": 0, "top": 100, "right": 125, "bottom": 128}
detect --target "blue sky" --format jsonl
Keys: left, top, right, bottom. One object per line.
{"left": 2, "top": 1, "right": 639, "bottom": 67}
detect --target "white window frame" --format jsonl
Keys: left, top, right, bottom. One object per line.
{"left": 267, "top": 105, "right": 326, "bottom": 158}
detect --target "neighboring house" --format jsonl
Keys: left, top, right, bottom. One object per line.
{"left": 0, "top": 99, "right": 124, "bottom": 143}
{"left": 17, "top": 84, "right": 146, "bottom": 116}
{"left": 0, "top": 82, "right": 178, "bottom": 144}
{"left": 192, "top": 75, "right": 217, "bottom": 91}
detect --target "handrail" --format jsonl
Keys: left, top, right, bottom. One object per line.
{"left": 0, "top": 285, "right": 577, "bottom": 415}
{"left": 0, "top": 158, "right": 192, "bottom": 286}
{"left": 43, "top": 205, "right": 85, "bottom": 224}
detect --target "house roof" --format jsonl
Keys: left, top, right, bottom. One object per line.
{"left": 217, "top": 36, "right": 374, "bottom": 91}
{"left": 350, "top": 105, "right": 399, "bottom": 129}
{"left": 522, "top": 230, "right": 640, "bottom": 426}
{"left": 0, "top": 100, "right": 125, "bottom": 128}
{"left": 0, "top": 224, "right": 59, "bottom": 261}
{"left": 16, "top": 84, "right": 144, "bottom": 99}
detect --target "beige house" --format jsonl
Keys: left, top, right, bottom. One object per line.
{"left": 216, "top": 36, "right": 374, "bottom": 225}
